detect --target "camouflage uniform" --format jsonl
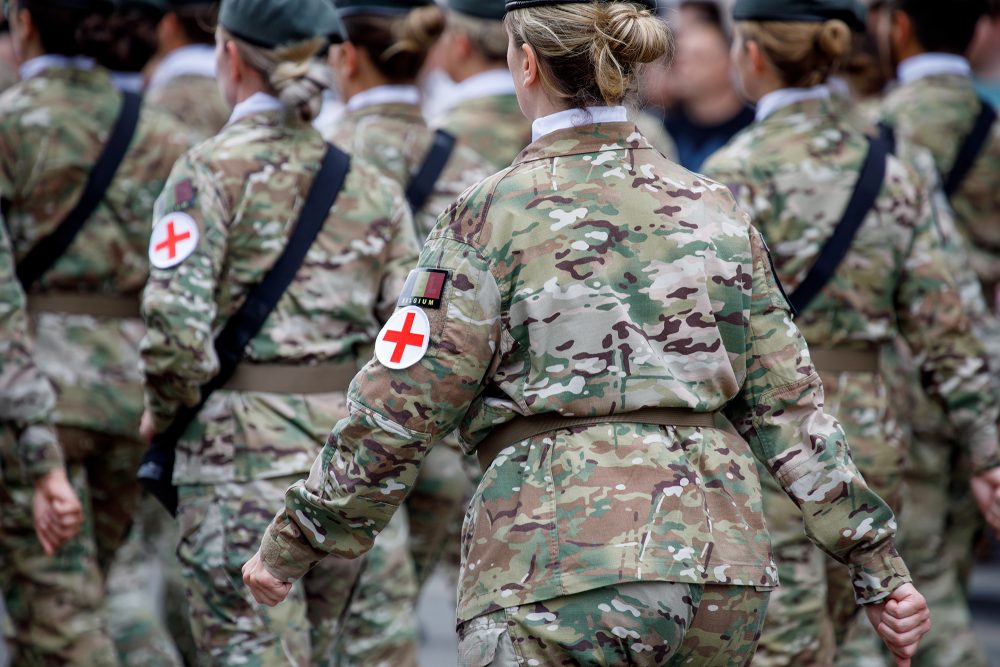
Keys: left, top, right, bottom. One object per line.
{"left": 702, "top": 91, "right": 1000, "bottom": 667}
{"left": 140, "top": 95, "right": 420, "bottom": 666}
{"left": 257, "top": 116, "right": 913, "bottom": 665}
{"left": 0, "top": 59, "right": 190, "bottom": 666}
{"left": 871, "top": 54, "right": 1000, "bottom": 667}
{"left": 145, "top": 44, "right": 229, "bottom": 142}
{"left": 322, "top": 87, "right": 493, "bottom": 662}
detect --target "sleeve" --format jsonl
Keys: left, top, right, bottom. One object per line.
{"left": 893, "top": 180, "right": 1000, "bottom": 472}
{"left": 139, "top": 156, "right": 229, "bottom": 433}
{"left": 259, "top": 233, "right": 502, "bottom": 582}
{"left": 0, "top": 217, "right": 63, "bottom": 480}
{"left": 376, "top": 186, "right": 420, "bottom": 325}
{"left": 724, "top": 226, "right": 911, "bottom": 605}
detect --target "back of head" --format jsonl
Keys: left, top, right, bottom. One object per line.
{"left": 169, "top": 0, "right": 219, "bottom": 45}
{"left": 891, "top": 0, "right": 987, "bottom": 54}
{"left": 339, "top": 5, "right": 447, "bottom": 83}
{"left": 445, "top": 0, "right": 507, "bottom": 62}
{"left": 505, "top": 1, "right": 674, "bottom": 107}
{"left": 19, "top": 0, "right": 113, "bottom": 58}
{"left": 99, "top": 0, "right": 166, "bottom": 72}
{"left": 737, "top": 19, "right": 851, "bottom": 87}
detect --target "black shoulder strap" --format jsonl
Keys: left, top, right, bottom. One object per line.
{"left": 876, "top": 121, "right": 897, "bottom": 156}
{"left": 15, "top": 91, "right": 142, "bottom": 289}
{"left": 405, "top": 129, "right": 457, "bottom": 215}
{"left": 139, "top": 144, "right": 352, "bottom": 516}
{"left": 943, "top": 100, "right": 996, "bottom": 198}
{"left": 789, "top": 136, "right": 890, "bottom": 314}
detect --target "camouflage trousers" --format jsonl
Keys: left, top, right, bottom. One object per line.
{"left": 458, "top": 582, "right": 769, "bottom": 667}
{"left": 753, "top": 370, "right": 904, "bottom": 667}
{"left": 0, "top": 426, "right": 147, "bottom": 666}
{"left": 178, "top": 476, "right": 411, "bottom": 667}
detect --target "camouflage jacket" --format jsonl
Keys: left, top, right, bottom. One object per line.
{"left": 323, "top": 99, "right": 493, "bottom": 241}
{"left": 703, "top": 98, "right": 1000, "bottom": 474}
{"left": 145, "top": 74, "right": 229, "bottom": 143}
{"left": 880, "top": 72, "right": 1000, "bottom": 300}
{"left": 259, "top": 122, "right": 909, "bottom": 623}
{"left": 140, "top": 108, "right": 419, "bottom": 485}
{"left": 435, "top": 93, "right": 532, "bottom": 172}
{"left": 0, "top": 65, "right": 191, "bottom": 438}
{"left": 0, "top": 218, "right": 62, "bottom": 481}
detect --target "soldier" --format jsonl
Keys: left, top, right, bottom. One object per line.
{"left": 321, "top": 1, "right": 494, "bottom": 663}
{"left": 863, "top": 1, "right": 1000, "bottom": 665}
{"left": 430, "top": 0, "right": 532, "bottom": 170}
{"left": 136, "top": 0, "right": 420, "bottom": 664}
{"left": 700, "top": 1, "right": 1000, "bottom": 665}
{"left": 146, "top": 0, "right": 230, "bottom": 141}
{"left": 0, "top": 0, "right": 191, "bottom": 664}
{"left": 102, "top": 0, "right": 166, "bottom": 93}
{"left": 246, "top": 2, "right": 937, "bottom": 666}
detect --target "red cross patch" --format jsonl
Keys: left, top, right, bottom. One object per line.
{"left": 149, "top": 212, "right": 199, "bottom": 269}
{"left": 375, "top": 307, "right": 431, "bottom": 370}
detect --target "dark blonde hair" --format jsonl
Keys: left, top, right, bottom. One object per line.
{"left": 447, "top": 10, "right": 508, "bottom": 62}
{"left": 505, "top": 2, "right": 674, "bottom": 107}
{"left": 737, "top": 19, "right": 851, "bottom": 87}
{"left": 343, "top": 6, "right": 446, "bottom": 82}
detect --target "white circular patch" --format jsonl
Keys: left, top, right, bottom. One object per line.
{"left": 375, "top": 307, "right": 431, "bottom": 370}
{"left": 149, "top": 212, "right": 199, "bottom": 269}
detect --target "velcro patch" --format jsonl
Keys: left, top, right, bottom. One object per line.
{"left": 375, "top": 307, "right": 431, "bottom": 370}
{"left": 173, "top": 178, "right": 196, "bottom": 211}
{"left": 149, "top": 212, "right": 199, "bottom": 270}
{"left": 397, "top": 269, "right": 449, "bottom": 310}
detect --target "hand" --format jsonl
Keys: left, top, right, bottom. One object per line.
{"left": 864, "top": 583, "right": 931, "bottom": 667}
{"left": 971, "top": 467, "right": 1000, "bottom": 535}
{"left": 139, "top": 409, "right": 155, "bottom": 444}
{"left": 242, "top": 550, "right": 292, "bottom": 607}
{"left": 32, "top": 468, "right": 83, "bottom": 556}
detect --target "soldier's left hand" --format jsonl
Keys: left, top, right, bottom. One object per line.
{"left": 970, "top": 466, "right": 1000, "bottom": 534}
{"left": 864, "top": 583, "right": 931, "bottom": 667}
{"left": 139, "top": 409, "right": 156, "bottom": 443}
{"left": 242, "top": 550, "right": 292, "bottom": 607}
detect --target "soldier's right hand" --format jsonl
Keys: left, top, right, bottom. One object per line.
{"left": 971, "top": 466, "right": 1000, "bottom": 534}
{"left": 864, "top": 583, "right": 931, "bottom": 667}
{"left": 32, "top": 468, "right": 83, "bottom": 556}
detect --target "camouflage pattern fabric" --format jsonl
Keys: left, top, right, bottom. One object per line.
{"left": 880, "top": 72, "right": 1000, "bottom": 310}
{"left": 703, "top": 95, "right": 1000, "bottom": 667}
{"left": 435, "top": 93, "right": 533, "bottom": 171}
{"left": 146, "top": 74, "right": 229, "bottom": 143}
{"left": 634, "top": 109, "right": 679, "bottom": 162}
{"left": 258, "top": 122, "right": 910, "bottom": 635}
{"left": 458, "top": 582, "right": 768, "bottom": 667}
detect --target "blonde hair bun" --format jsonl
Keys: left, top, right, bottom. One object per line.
{"left": 816, "top": 18, "right": 851, "bottom": 59}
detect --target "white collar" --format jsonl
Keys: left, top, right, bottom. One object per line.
{"left": 227, "top": 92, "right": 283, "bottom": 125}
{"left": 531, "top": 106, "right": 629, "bottom": 142}
{"left": 441, "top": 69, "right": 516, "bottom": 113}
{"left": 147, "top": 44, "right": 217, "bottom": 93}
{"left": 345, "top": 85, "right": 421, "bottom": 112}
{"left": 19, "top": 55, "right": 95, "bottom": 81}
{"left": 754, "top": 85, "right": 830, "bottom": 122}
{"left": 898, "top": 53, "right": 972, "bottom": 85}
{"left": 110, "top": 71, "right": 145, "bottom": 93}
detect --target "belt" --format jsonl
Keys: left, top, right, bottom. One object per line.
{"left": 222, "top": 361, "right": 357, "bottom": 394}
{"left": 809, "top": 348, "right": 881, "bottom": 373}
{"left": 28, "top": 293, "right": 141, "bottom": 319}
{"left": 476, "top": 407, "right": 720, "bottom": 471}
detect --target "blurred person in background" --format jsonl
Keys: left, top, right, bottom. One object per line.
{"left": 0, "top": 19, "right": 17, "bottom": 90}
{"left": 101, "top": 0, "right": 166, "bottom": 92}
{"left": 971, "top": 0, "right": 1000, "bottom": 108}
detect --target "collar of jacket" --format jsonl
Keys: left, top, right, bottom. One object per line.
{"left": 512, "top": 121, "right": 652, "bottom": 165}
{"left": 344, "top": 101, "right": 427, "bottom": 124}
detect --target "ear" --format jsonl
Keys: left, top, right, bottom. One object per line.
{"left": 745, "top": 39, "right": 766, "bottom": 74}
{"left": 891, "top": 9, "right": 914, "bottom": 51}
{"left": 225, "top": 39, "right": 241, "bottom": 85}
{"left": 337, "top": 41, "right": 360, "bottom": 79}
{"left": 521, "top": 42, "right": 539, "bottom": 89}
{"left": 157, "top": 12, "right": 177, "bottom": 46}
{"left": 454, "top": 30, "right": 473, "bottom": 60}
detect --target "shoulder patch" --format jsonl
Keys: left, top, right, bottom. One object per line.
{"left": 397, "top": 268, "right": 450, "bottom": 310}
{"left": 171, "top": 178, "right": 196, "bottom": 212}
{"left": 375, "top": 307, "right": 431, "bottom": 370}
{"left": 149, "top": 212, "right": 199, "bottom": 270}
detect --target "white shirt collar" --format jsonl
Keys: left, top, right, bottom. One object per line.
{"left": 897, "top": 53, "right": 972, "bottom": 85}
{"left": 147, "top": 44, "right": 217, "bottom": 93}
{"left": 227, "top": 92, "right": 283, "bottom": 125}
{"left": 754, "top": 85, "right": 830, "bottom": 122}
{"left": 19, "top": 55, "right": 95, "bottom": 81}
{"left": 531, "top": 106, "right": 629, "bottom": 142}
{"left": 441, "top": 69, "right": 516, "bottom": 113}
{"left": 345, "top": 85, "right": 421, "bottom": 112}
{"left": 110, "top": 71, "right": 144, "bottom": 93}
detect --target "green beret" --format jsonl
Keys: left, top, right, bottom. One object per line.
{"left": 333, "top": 0, "right": 433, "bottom": 18}
{"left": 447, "top": 0, "right": 505, "bottom": 20}
{"left": 167, "top": 0, "right": 217, "bottom": 7}
{"left": 732, "top": 0, "right": 865, "bottom": 28}
{"left": 221, "top": 0, "right": 345, "bottom": 47}
{"left": 112, "top": 0, "right": 168, "bottom": 11}
{"left": 505, "top": 0, "right": 658, "bottom": 12}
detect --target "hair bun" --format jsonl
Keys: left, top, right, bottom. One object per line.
{"left": 816, "top": 18, "right": 850, "bottom": 59}
{"left": 589, "top": 2, "right": 673, "bottom": 104}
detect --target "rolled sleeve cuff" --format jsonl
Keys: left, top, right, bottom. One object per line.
{"left": 19, "top": 424, "right": 64, "bottom": 482}
{"left": 259, "top": 512, "right": 321, "bottom": 584}
{"left": 849, "top": 545, "right": 911, "bottom": 605}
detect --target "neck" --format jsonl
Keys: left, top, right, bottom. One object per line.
{"left": 235, "top": 82, "right": 270, "bottom": 105}
{"left": 683, "top": 88, "right": 745, "bottom": 125}
{"left": 450, "top": 59, "right": 506, "bottom": 84}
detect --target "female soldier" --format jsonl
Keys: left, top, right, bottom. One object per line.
{"left": 701, "top": 1, "right": 1000, "bottom": 665}
{"left": 137, "top": 0, "right": 419, "bottom": 663}
{"left": 247, "top": 1, "right": 936, "bottom": 665}
{"left": 0, "top": 0, "right": 190, "bottom": 663}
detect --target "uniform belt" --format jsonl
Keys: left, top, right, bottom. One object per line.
{"left": 809, "top": 348, "right": 881, "bottom": 373}
{"left": 222, "top": 361, "right": 357, "bottom": 394}
{"left": 27, "top": 293, "right": 142, "bottom": 319}
{"left": 476, "top": 407, "right": 720, "bottom": 471}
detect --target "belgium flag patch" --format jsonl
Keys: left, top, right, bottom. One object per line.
{"left": 397, "top": 269, "right": 450, "bottom": 310}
